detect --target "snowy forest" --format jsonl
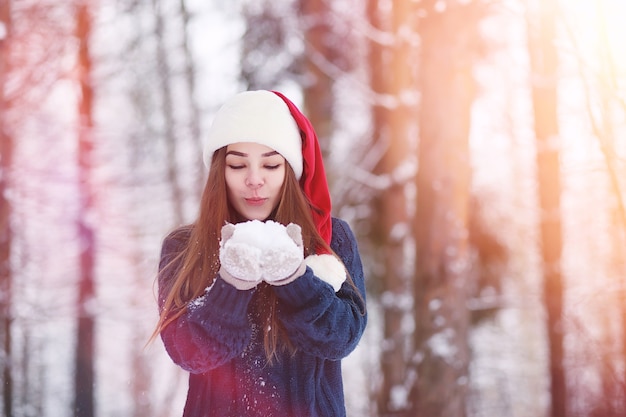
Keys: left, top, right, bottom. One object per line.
{"left": 0, "top": 0, "right": 625, "bottom": 416}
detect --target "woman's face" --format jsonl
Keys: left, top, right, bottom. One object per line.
{"left": 225, "top": 142, "right": 286, "bottom": 221}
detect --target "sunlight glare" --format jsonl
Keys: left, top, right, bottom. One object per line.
{"left": 567, "top": 0, "right": 626, "bottom": 69}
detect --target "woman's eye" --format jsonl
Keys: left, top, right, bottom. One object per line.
{"left": 264, "top": 164, "right": 281, "bottom": 170}
{"left": 227, "top": 164, "right": 245, "bottom": 170}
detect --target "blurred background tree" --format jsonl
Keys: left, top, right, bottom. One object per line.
{"left": 0, "top": 2, "right": 14, "bottom": 416}
{"left": 0, "top": 0, "right": 625, "bottom": 416}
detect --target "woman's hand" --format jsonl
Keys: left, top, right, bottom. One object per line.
{"left": 261, "top": 223, "right": 306, "bottom": 286}
{"left": 218, "top": 220, "right": 306, "bottom": 289}
{"left": 218, "top": 223, "right": 263, "bottom": 290}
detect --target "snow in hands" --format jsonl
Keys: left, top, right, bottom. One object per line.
{"left": 219, "top": 220, "right": 304, "bottom": 285}
{"left": 219, "top": 219, "right": 347, "bottom": 292}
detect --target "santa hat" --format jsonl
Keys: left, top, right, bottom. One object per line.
{"left": 203, "top": 91, "right": 303, "bottom": 178}
{"left": 203, "top": 90, "right": 332, "bottom": 247}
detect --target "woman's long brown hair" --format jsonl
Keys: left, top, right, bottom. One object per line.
{"left": 151, "top": 147, "right": 348, "bottom": 361}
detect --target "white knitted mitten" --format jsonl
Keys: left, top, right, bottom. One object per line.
{"left": 260, "top": 222, "right": 306, "bottom": 286}
{"left": 218, "top": 223, "right": 263, "bottom": 290}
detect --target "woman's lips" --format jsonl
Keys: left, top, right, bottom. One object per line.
{"left": 245, "top": 197, "right": 267, "bottom": 207}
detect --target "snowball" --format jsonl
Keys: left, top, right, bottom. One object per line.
{"left": 221, "top": 220, "right": 303, "bottom": 282}
{"left": 225, "top": 220, "right": 295, "bottom": 251}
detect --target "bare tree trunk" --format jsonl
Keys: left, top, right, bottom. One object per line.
{"left": 0, "top": 2, "right": 13, "bottom": 415}
{"left": 411, "top": 3, "right": 479, "bottom": 416}
{"left": 179, "top": 0, "right": 204, "bottom": 195}
{"left": 561, "top": 2, "right": 626, "bottom": 411}
{"left": 527, "top": 1, "right": 566, "bottom": 416}
{"left": 588, "top": 7, "right": 626, "bottom": 405}
{"left": 298, "top": 0, "right": 334, "bottom": 156}
{"left": 74, "top": 2, "right": 96, "bottom": 416}
{"left": 129, "top": 229, "right": 153, "bottom": 417}
{"left": 592, "top": 24, "right": 626, "bottom": 417}
{"left": 153, "top": 0, "right": 184, "bottom": 224}
{"left": 367, "top": 0, "right": 419, "bottom": 415}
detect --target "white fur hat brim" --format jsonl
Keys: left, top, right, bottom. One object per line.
{"left": 203, "top": 90, "right": 303, "bottom": 179}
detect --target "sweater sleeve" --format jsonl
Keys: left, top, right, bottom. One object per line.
{"left": 273, "top": 218, "right": 367, "bottom": 360}
{"left": 157, "top": 227, "right": 255, "bottom": 374}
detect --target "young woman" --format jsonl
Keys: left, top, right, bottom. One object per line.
{"left": 154, "top": 90, "right": 367, "bottom": 417}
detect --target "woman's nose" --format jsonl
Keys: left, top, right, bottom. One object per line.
{"left": 245, "top": 169, "right": 264, "bottom": 188}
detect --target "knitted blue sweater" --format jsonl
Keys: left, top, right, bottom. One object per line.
{"left": 158, "top": 218, "right": 367, "bottom": 417}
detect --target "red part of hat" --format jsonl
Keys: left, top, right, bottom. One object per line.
{"left": 271, "top": 91, "right": 332, "bottom": 251}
